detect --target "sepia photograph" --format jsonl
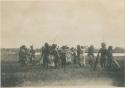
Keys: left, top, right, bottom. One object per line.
{"left": 1, "top": 0, "right": 125, "bottom": 87}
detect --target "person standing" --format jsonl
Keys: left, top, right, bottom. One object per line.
{"left": 77, "top": 45, "right": 82, "bottom": 67}
{"left": 60, "top": 46, "right": 66, "bottom": 68}
{"left": 71, "top": 48, "right": 77, "bottom": 64}
{"left": 42, "top": 43, "right": 50, "bottom": 69}
{"left": 29, "top": 45, "right": 35, "bottom": 64}
{"left": 97, "top": 42, "right": 108, "bottom": 69}
{"left": 81, "top": 46, "right": 86, "bottom": 66}
{"left": 18, "top": 45, "right": 27, "bottom": 66}
{"left": 51, "top": 44, "right": 59, "bottom": 68}
{"left": 87, "top": 45, "right": 95, "bottom": 68}
{"left": 107, "top": 46, "right": 113, "bottom": 68}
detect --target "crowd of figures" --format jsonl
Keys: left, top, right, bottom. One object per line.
{"left": 18, "top": 42, "right": 120, "bottom": 71}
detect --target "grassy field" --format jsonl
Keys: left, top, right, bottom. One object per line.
{"left": 1, "top": 51, "right": 125, "bottom": 87}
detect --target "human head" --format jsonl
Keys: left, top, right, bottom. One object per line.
{"left": 52, "top": 44, "right": 56, "bottom": 49}
{"left": 44, "top": 42, "right": 49, "bottom": 48}
{"left": 108, "top": 46, "right": 112, "bottom": 50}
{"left": 30, "top": 45, "right": 33, "bottom": 49}
{"left": 22, "top": 45, "right": 26, "bottom": 49}
{"left": 90, "top": 45, "right": 94, "bottom": 49}
{"left": 77, "top": 45, "right": 80, "bottom": 49}
{"left": 101, "top": 42, "right": 106, "bottom": 48}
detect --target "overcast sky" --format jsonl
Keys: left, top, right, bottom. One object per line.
{"left": 1, "top": 0, "right": 125, "bottom": 48}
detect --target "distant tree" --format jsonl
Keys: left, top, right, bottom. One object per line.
{"left": 113, "top": 47, "right": 125, "bottom": 53}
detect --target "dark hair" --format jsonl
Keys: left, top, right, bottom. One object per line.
{"left": 108, "top": 46, "right": 112, "bottom": 50}
{"left": 52, "top": 44, "right": 56, "bottom": 49}
{"left": 44, "top": 42, "right": 49, "bottom": 48}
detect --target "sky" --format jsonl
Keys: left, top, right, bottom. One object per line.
{"left": 1, "top": 0, "right": 125, "bottom": 48}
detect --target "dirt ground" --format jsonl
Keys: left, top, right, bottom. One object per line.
{"left": 1, "top": 53, "right": 125, "bottom": 87}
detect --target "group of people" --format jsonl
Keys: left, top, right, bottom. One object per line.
{"left": 18, "top": 42, "right": 115, "bottom": 70}
{"left": 19, "top": 45, "right": 35, "bottom": 65}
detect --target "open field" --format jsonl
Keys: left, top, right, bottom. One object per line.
{"left": 1, "top": 51, "right": 125, "bottom": 87}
